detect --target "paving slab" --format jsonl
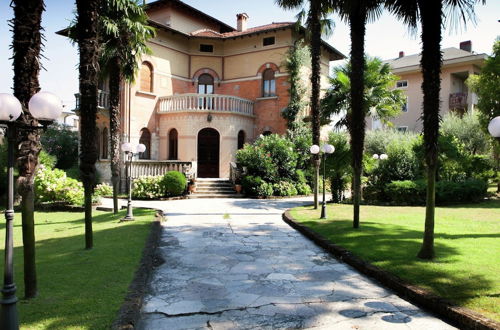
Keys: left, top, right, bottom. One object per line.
{"left": 105, "top": 197, "right": 456, "bottom": 329}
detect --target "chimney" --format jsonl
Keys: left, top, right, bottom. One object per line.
{"left": 460, "top": 40, "right": 472, "bottom": 52}
{"left": 236, "top": 13, "right": 249, "bottom": 32}
{"left": 398, "top": 51, "right": 405, "bottom": 58}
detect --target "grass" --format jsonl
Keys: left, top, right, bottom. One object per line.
{"left": 290, "top": 199, "right": 500, "bottom": 321}
{"left": 0, "top": 208, "right": 156, "bottom": 329}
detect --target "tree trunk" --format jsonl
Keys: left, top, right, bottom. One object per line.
{"left": 310, "top": 0, "right": 321, "bottom": 209}
{"left": 349, "top": 5, "right": 367, "bottom": 229}
{"left": 76, "top": 0, "right": 101, "bottom": 250}
{"left": 109, "top": 58, "right": 122, "bottom": 214}
{"left": 11, "top": 0, "right": 45, "bottom": 299}
{"left": 417, "top": 0, "right": 442, "bottom": 260}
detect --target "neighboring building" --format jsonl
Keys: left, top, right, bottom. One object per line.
{"left": 73, "top": 0, "right": 344, "bottom": 181}
{"left": 371, "top": 41, "right": 487, "bottom": 132}
{"left": 57, "top": 108, "right": 79, "bottom": 131}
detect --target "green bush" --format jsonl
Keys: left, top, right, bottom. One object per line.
{"left": 236, "top": 134, "right": 298, "bottom": 183}
{"left": 35, "top": 165, "right": 84, "bottom": 206}
{"left": 162, "top": 171, "right": 187, "bottom": 197}
{"left": 295, "top": 182, "right": 312, "bottom": 195}
{"left": 241, "top": 175, "right": 273, "bottom": 197}
{"left": 40, "top": 123, "right": 79, "bottom": 169}
{"left": 132, "top": 176, "right": 165, "bottom": 199}
{"left": 95, "top": 183, "right": 113, "bottom": 197}
{"left": 384, "top": 179, "right": 488, "bottom": 205}
{"left": 273, "top": 181, "right": 298, "bottom": 196}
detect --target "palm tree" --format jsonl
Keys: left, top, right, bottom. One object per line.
{"left": 386, "top": 0, "right": 484, "bottom": 259}
{"left": 76, "top": 0, "right": 101, "bottom": 249}
{"left": 333, "top": 0, "right": 383, "bottom": 229}
{"left": 276, "top": 0, "right": 334, "bottom": 209}
{"left": 100, "top": 0, "right": 155, "bottom": 214}
{"left": 10, "top": 0, "right": 45, "bottom": 300}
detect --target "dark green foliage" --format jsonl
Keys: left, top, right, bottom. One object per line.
{"left": 162, "top": 171, "right": 187, "bottom": 197}
{"left": 325, "top": 131, "right": 352, "bottom": 203}
{"left": 40, "top": 123, "right": 79, "bottom": 169}
{"left": 241, "top": 176, "right": 273, "bottom": 197}
{"left": 273, "top": 181, "right": 298, "bottom": 196}
{"left": 282, "top": 42, "right": 309, "bottom": 126}
{"left": 38, "top": 150, "right": 56, "bottom": 169}
{"left": 287, "top": 123, "right": 313, "bottom": 171}
{"left": 295, "top": 182, "right": 312, "bottom": 195}
{"left": 236, "top": 134, "right": 298, "bottom": 183}
{"left": 384, "top": 179, "right": 488, "bottom": 205}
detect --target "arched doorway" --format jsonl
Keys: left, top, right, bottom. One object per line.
{"left": 197, "top": 128, "right": 219, "bottom": 178}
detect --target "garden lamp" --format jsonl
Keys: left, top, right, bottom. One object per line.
{"left": 488, "top": 116, "right": 500, "bottom": 139}
{"left": 0, "top": 91, "right": 62, "bottom": 330}
{"left": 121, "top": 143, "right": 146, "bottom": 221}
{"left": 311, "top": 144, "right": 334, "bottom": 219}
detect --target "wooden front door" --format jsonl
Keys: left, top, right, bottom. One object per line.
{"left": 197, "top": 128, "right": 219, "bottom": 178}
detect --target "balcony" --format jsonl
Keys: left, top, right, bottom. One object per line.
{"left": 75, "top": 90, "right": 110, "bottom": 110}
{"left": 449, "top": 92, "right": 468, "bottom": 110}
{"left": 158, "top": 94, "right": 254, "bottom": 116}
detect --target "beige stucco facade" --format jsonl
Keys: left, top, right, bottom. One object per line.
{"left": 372, "top": 47, "right": 486, "bottom": 132}
{"left": 91, "top": 0, "right": 344, "bottom": 181}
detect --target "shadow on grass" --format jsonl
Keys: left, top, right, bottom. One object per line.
{"left": 439, "top": 199, "right": 500, "bottom": 209}
{"left": 299, "top": 218, "right": 497, "bottom": 308}
{"left": 0, "top": 208, "right": 154, "bottom": 330}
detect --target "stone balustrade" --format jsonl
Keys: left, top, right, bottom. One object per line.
{"left": 130, "top": 160, "right": 197, "bottom": 180}
{"left": 158, "top": 94, "right": 254, "bottom": 116}
{"left": 75, "top": 90, "right": 110, "bottom": 110}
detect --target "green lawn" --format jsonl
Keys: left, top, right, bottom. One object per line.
{"left": 0, "top": 208, "right": 156, "bottom": 329}
{"left": 290, "top": 200, "right": 500, "bottom": 321}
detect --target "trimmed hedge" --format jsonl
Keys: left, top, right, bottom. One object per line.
{"left": 132, "top": 171, "right": 187, "bottom": 199}
{"left": 384, "top": 179, "right": 488, "bottom": 205}
{"left": 163, "top": 171, "right": 187, "bottom": 197}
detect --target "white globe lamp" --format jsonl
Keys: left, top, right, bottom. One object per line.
{"left": 28, "top": 91, "right": 63, "bottom": 121}
{"left": 488, "top": 116, "right": 500, "bottom": 138}
{"left": 310, "top": 144, "right": 320, "bottom": 154}
{"left": 0, "top": 93, "right": 23, "bottom": 122}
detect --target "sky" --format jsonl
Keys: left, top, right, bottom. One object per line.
{"left": 0, "top": 0, "right": 498, "bottom": 110}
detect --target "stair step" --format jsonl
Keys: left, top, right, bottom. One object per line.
{"left": 189, "top": 194, "right": 245, "bottom": 199}
{"left": 196, "top": 188, "right": 236, "bottom": 193}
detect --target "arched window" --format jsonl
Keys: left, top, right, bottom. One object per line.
{"left": 95, "top": 127, "right": 101, "bottom": 160}
{"left": 262, "top": 69, "right": 276, "bottom": 97}
{"left": 140, "top": 62, "right": 153, "bottom": 93}
{"left": 139, "top": 128, "right": 151, "bottom": 159}
{"left": 168, "top": 128, "right": 178, "bottom": 160}
{"left": 237, "top": 130, "right": 245, "bottom": 149}
{"left": 102, "top": 127, "right": 109, "bottom": 159}
{"left": 198, "top": 74, "right": 214, "bottom": 94}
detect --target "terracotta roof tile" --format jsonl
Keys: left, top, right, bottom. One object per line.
{"left": 191, "top": 29, "right": 223, "bottom": 37}
{"left": 222, "top": 22, "right": 295, "bottom": 38}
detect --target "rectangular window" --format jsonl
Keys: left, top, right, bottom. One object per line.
{"left": 263, "top": 36, "right": 275, "bottom": 46}
{"left": 396, "top": 80, "right": 408, "bottom": 88}
{"left": 402, "top": 96, "right": 408, "bottom": 112}
{"left": 397, "top": 126, "right": 408, "bottom": 132}
{"left": 199, "top": 44, "right": 213, "bottom": 53}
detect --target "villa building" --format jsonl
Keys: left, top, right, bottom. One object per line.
{"left": 370, "top": 41, "right": 487, "bottom": 132}
{"left": 79, "top": 0, "right": 344, "bottom": 182}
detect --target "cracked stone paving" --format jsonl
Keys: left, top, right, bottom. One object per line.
{"left": 129, "top": 197, "right": 455, "bottom": 329}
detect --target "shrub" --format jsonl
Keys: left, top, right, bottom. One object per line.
{"left": 295, "top": 169, "right": 307, "bottom": 184}
{"left": 39, "top": 150, "right": 56, "bottom": 169}
{"left": 236, "top": 134, "right": 298, "bottom": 183}
{"left": 273, "top": 181, "right": 298, "bottom": 196}
{"left": 35, "top": 165, "right": 84, "bottom": 206}
{"left": 241, "top": 175, "right": 273, "bottom": 197}
{"left": 384, "top": 179, "right": 488, "bottom": 205}
{"left": 95, "top": 183, "right": 113, "bottom": 197}
{"left": 295, "top": 182, "right": 312, "bottom": 195}
{"left": 132, "top": 176, "right": 165, "bottom": 199}
{"left": 162, "top": 171, "right": 187, "bottom": 197}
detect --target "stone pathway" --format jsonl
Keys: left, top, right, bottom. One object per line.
{"left": 103, "top": 197, "right": 455, "bottom": 329}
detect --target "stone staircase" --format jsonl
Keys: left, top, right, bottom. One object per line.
{"left": 189, "top": 178, "right": 244, "bottom": 198}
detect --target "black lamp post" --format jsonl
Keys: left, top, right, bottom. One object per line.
{"left": 121, "top": 142, "right": 146, "bottom": 221}
{"left": 0, "top": 92, "right": 62, "bottom": 330}
{"left": 310, "top": 144, "right": 335, "bottom": 219}
{"left": 488, "top": 116, "right": 500, "bottom": 192}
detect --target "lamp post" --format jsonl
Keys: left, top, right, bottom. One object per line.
{"left": 488, "top": 116, "right": 500, "bottom": 193}
{"left": 310, "top": 144, "right": 335, "bottom": 219}
{"left": 372, "top": 153, "right": 388, "bottom": 161}
{"left": 121, "top": 143, "right": 146, "bottom": 221}
{"left": 0, "top": 92, "right": 62, "bottom": 330}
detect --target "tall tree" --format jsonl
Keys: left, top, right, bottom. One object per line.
{"left": 76, "top": 0, "right": 101, "bottom": 249}
{"left": 100, "top": 0, "right": 155, "bottom": 214}
{"left": 276, "top": 0, "right": 333, "bottom": 209}
{"left": 333, "top": 0, "right": 383, "bottom": 228}
{"left": 386, "top": 0, "right": 484, "bottom": 259}
{"left": 10, "top": 0, "right": 45, "bottom": 299}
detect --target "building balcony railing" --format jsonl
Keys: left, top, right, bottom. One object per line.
{"left": 129, "top": 160, "right": 197, "bottom": 180}
{"left": 158, "top": 93, "right": 254, "bottom": 116}
{"left": 449, "top": 92, "right": 468, "bottom": 110}
{"left": 75, "top": 90, "right": 110, "bottom": 110}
